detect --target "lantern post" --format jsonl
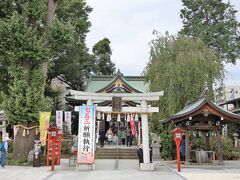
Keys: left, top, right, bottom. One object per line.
{"left": 47, "top": 126, "right": 60, "bottom": 171}
{"left": 171, "top": 128, "right": 185, "bottom": 172}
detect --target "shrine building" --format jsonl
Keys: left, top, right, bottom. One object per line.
{"left": 66, "top": 70, "right": 163, "bottom": 170}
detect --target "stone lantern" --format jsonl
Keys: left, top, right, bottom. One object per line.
{"left": 233, "top": 133, "right": 239, "bottom": 148}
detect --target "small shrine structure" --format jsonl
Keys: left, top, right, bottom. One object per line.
{"left": 161, "top": 90, "right": 240, "bottom": 165}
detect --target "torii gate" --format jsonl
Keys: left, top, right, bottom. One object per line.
{"left": 70, "top": 90, "right": 164, "bottom": 170}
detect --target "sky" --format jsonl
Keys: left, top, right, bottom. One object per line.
{"left": 86, "top": 0, "right": 240, "bottom": 85}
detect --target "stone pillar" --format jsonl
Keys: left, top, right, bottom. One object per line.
{"left": 216, "top": 130, "right": 223, "bottom": 165}
{"left": 233, "top": 133, "right": 239, "bottom": 148}
{"left": 151, "top": 143, "right": 161, "bottom": 161}
{"left": 141, "top": 100, "right": 150, "bottom": 163}
{"left": 185, "top": 131, "right": 190, "bottom": 165}
{"left": 140, "top": 100, "right": 154, "bottom": 170}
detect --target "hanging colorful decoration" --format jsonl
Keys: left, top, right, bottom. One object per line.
{"left": 134, "top": 113, "right": 139, "bottom": 122}
{"left": 107, "top": 114, "right": 111, "bottom": 122}
{"left": 129, "top": 114, "right": 136, "bottom": 137}
{"left": 14, "top": 125, "right": 39, "bottom": 138}
{"left": 127, "top": 114, "right": 130, "bottom": 122}
{"left": 97, "top": 111, "right": 101, "bottom": 120}
{"left": 117, "top": 114, "right": 121, "bottom": 122}
{"left": 102, "top": 112, "right": 105, "bottom": 120}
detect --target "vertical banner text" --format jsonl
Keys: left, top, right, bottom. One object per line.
{"left": 64, "top": 111, "right": 72, "bottom": 134}
{"left": 77, "top": 106, "right": 96, "bottom": 164}
{"left": 56, "top": 111, "right": 63, "bottom": 134}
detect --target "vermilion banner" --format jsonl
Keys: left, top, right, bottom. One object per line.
{"left": 130, "top": 114, "right": 136, "bottom": 137}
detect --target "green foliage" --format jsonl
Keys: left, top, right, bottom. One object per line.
{"left": 8, "top": 140, "right": 13, "bottom": 153}
{"left": 2, "top": 66, "right": 51, "bottom": 124}
{"left": 191, "top": 135, "right": 206, "bottom": 150}
{"left": 92, "top": 38, "right": 116, "bottom": 75}
{"left": 0, "top": 15, "right": 49, "bottom": 64}
{"left": 48, "top": 43, "right": 95, "bottom": 90}
{"left": 62, "top": 140, "right": 71, "bottom": 154}
{"left": 145, "top": 33, "right": 223, "bottom": 119}
{"left": 47, "top": 0, "right": 94, "bottom": 90}
{"left": 44, "top": 85, "right": 63, "bottom": 112}
{"left": 0, "top": 0, "right": 92, "bottom": 124}
{"left": 7, "top": 154, "right": 29, "bottom": 166}
{"left": 47, "top": 19, "right": 75, "bottom": 50}
{"left": 180, "top": 0, "right": 240, "bottom": 63}
{"left": 225, "top": 151, "right": 240, "bottom": 160}
{"left": 160, "top": 127, "right": 175, "bottom": 160}
{"left": 7, "top": 153, "right": 47, "bottom": 166}
{"left": 149, "top": 114, "right": 162, "bottom": 135}
{"left": 209, "top": 136, "right": 234, "bottom": 159}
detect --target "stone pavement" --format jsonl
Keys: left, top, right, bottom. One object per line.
{"left": 0, "top": 159, "right": 184, "bottom": 180}
{"left": 3, "top": 159, "right": 240, "bottom": 180}
{"left": 179, "top": 168, "right": 240, "bottom": 180}
{"left": 0, "top": 165, "right": 52, "bottom": 180}
{"left": 165, "top": 160, "right": 240, "bottom": 180}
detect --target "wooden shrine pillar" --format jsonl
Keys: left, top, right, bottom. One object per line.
{"left": 185, "top": 131, "right": 190, "bottom": 165}
{"left": 216, "top": 130, "right": 223, "bottom": 165}
{"left": 205, "top": 132, "right": 210, "bottom": 151}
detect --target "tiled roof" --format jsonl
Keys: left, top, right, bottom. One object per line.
{"left": 86, "top": 74, "right": 149, "bottom": 93}
{"left": 161, "top": 94, "right": 240, "bottom": 124}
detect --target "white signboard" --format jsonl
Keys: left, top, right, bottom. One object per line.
{"left": 77, "top": 105, "right": 96, "bottom": 164}
{"left": 56, "top": 111, "right": 63, "bottom": 134}
{"left": 64, "top": 111, "right": 72, "bottom": 134}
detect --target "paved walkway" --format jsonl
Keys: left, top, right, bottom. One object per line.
{"left": 3, "top": 159, "right": 240, "bottom": 180}
{"left": 166, "top": 160, "right": 240, "bottom": 180}
{"left": 179, "top": 168, "right": 240, "bottom": 180}
{"left": 0, "top": 159, "right": 184, "bottom": 180}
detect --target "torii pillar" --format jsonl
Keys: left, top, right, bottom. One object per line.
{"left": 140, "top": 100, "right": 154, "bottom": 170}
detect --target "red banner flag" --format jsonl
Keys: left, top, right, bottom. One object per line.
{"left": 130, "top": 115, "right": 136, "bottom": 137}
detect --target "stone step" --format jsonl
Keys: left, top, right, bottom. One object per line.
{"left": 96, "top": 152, "right": 137, "bottom": 156}
{"left": 96, "top": 149, "right": 137, "bottom": 152}
{"left": 95, "top": 148, "right": 138, "bottom": 159}
{"left": 96, "top": 156, "right": 138, "bottom": 159}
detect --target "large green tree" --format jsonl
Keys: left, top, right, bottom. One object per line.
{"left": 92, "top": 38, "right": 116, "bottom": 75}
{"left": 145, "top": 32, "right": 223, "bottom": 119}
{"left": 180, "top": 0, "right": 240, "bottom": 64}
{"left": 0, "top": 0, "right": 91, "bottom": 159}
{"left": 47, "top": 0, "right": 94, "bottom": 91}
{"left": 145, "top": 33, "right": 224, "bottom": 159}
{"left": 48, "top": 44, "right": 95, "bottom": 91}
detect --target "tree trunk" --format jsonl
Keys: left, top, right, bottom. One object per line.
{"left": 12, "top": 122, "right": 39, "bottom": 160}
{"left": 41, "top": 0, "right": 58, "bottom": 94}
{"left": 13, "top": 0, "right": 58, "bottom": 160}
{"left": 21, "top": 60, "right": 31, "bottom": 82}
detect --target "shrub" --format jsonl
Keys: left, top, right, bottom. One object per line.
{"left": 61, "top": 140, "right": 71, "bottom": 154}
{"left": 8, "top": 141, "right": 13, "bottom": 153}
{"left": 191, "top": 135, "right": 205, "bottom": 150}
{"left": 209, "top": 136, "right": 234, "bottom": 160}
{"left": 160, "top": 130, "right": 175, "bottom": 160}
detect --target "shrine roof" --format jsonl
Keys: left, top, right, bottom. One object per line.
{"left": 161, "top": 94, "right": 240, "bottom": 124}
{"left": 85, "top": 71, "right": 149, "bottom": 93}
